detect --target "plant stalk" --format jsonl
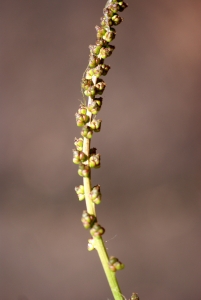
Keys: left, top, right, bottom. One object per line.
{"left": 82, "top": 76, "right": 123, "bottom": 300}
{"left": 95, "top": 237, "right": 123, "bottom": 300}
{"left": 74, "top": 2, "right": 130, "bottom": 298}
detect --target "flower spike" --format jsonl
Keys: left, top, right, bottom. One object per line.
{"left": 72, "top": 1, "right": 132, "bottom": 299}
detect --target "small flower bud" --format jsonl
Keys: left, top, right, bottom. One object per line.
{"left": 81, "top": 210, "right": 97, "bottom": 229}
{"left": 78, "top": 163, "right": 90, "bottom": 177}
{"left": 78, "top": 194, "right": 85, "bottom": 201}
{"left": 84, "top": 86, "right": 96, "bottom": 98}
{"left": 90, "top": 223, "right": 105, "bottom": 238}
{"left": 107, "top": 3, "right": 120, "bottom": 13}
{"left": 88, "top": 154, "right": 101, "bottom": 168}
{"left": 95, "top": 25, "right": 107, "bottom": 39}
{"left": 85, "top": 68, "right": 94, "bottom": 80}
{"left": 92, "top": 65, "right": 103, "bottom": 78}
{"left": 81, "top": 78, "right": 93, "bottom": 91}
{"left": 72, "top": 150, "right": 80, "bottom": 164}
{"left": 88, "top": 238, "right": 95, "bottom": 251}
{"left": 109, "top": 265, "right": 116, "bottom": 272}
{"left": 74, "top": 137, "right": 84, "bottom": 151}
{"left": 109, "top": 256, "right": 118, "bottom": 265}
{"left": 118, "top": 1, "right": 128, "bottom": 12}
{"left": 112, "top": 14, "right": 123, "bottom": 25}
{"left": 89, "top": 119, "right": 102, "bottom": 132}
{"left": 95, "top": 80, "right": 106, "bottom": 95}
{"left": 130, "top": 293, "right": 140, "bottom": 300}
{"left": 81, "top": 126, "right": 93, "bottom": 139}
{"left": 75, "top": 185, "right": 85, "bottom": 201}
{"left": 114, "top": 261, "right": 124, "bottom": 270}
{"left": 75, "top": 184, "right": 84, "bottom": 194}
{"left": 94, "top": 97, "right": 103, "bottom": 108}
{"left": 100, "top": 64, "right": 110, "bottom": 76}
{"left": 103, "top": 31, "right": 116, "bottom": 43}
{"left": 78, "top": 105, "right": 87, "bottom": 115}
{"left": 99, "top": 45, "right": 115, "bottom": 59}
{"left": 89, "top": 185, "right": 102, "bottom": 204}
{"left": 89, "top": 44, "right": 102, "bottom": 55}
{"left": 72, "top": 149, "right": 88, "bottom": 164}
{"left": 108, "top": 256, "right": 124, "bottom": 272}
{"left": 100, "top": 16, "right": 113, "bottom": 28}
{"left": 88, "top": 100, "right": 101, "bottom": 115}
{"left": 103, "top": 7, "right": 114, "bottom": 18}
{"left": 88, "top": 55, "right": 102, "bottom": 68}
{"left": 99, "top": 47, "right": 110, "bottom": 59}
{"left": 75, "top": 113, "right": 89, "bottom": 127}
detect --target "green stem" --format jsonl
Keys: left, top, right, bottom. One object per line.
{"left": 83, "top": 176, "right": 95, "bottom": 215}
{"left": 95, "top": 237, "right": 123, "bottom": 300}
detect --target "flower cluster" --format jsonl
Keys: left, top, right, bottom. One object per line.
{"left": 73, "top": 0, "right": 128, "bottom": 181}
{"left": 108, "top": 256, "right": 124, "bottom": 272}
{"left": 90, "top": 223, "right": 105, "bottom": 238}
{"left": 81, "top": 210, "right": 97, "bottom": 229}
{"left": 75, "top": 185, "right": 85, "bottom": 201}
{"left": 74, "top": 137, "right": 83, "bottom": 151}
{"left": 78, "top": 163, "right": 90, "bottom": 177}
{"left": 73, "top": 0, "right": 128, "bottom": 292}
{"left": 89, "top": 185, "right": 102, "bottom": 204}
{"left": 72, "top": 149, "right": 88, "bottom": 164}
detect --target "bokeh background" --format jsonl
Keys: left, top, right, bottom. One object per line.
{"left": 1, "top": 0, "right": 201, "bottom": 299}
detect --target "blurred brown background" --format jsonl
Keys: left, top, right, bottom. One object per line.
{"left": 1, "top": 0, "right": 201, "bottom": 299}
